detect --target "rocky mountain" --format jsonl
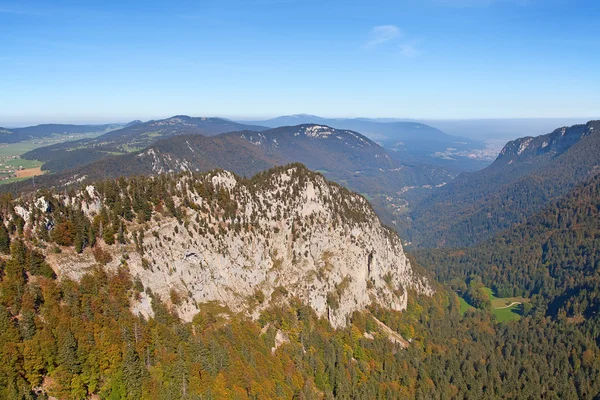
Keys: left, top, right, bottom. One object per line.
{"left": 241, "top": 114, "right": 487, "bottom": 171}
{"left": 0, "top": 123, "right": 124, "bottom": 143}
{"left": 405, "top": 120, "right": 600, "bottom": 248}
{"left": 493, "top": 122, "right": 596, "bottom": 167}
{"left": 14, "top": 164, "right": 431, "bottom": 328}
{"left": 21, "top": 115, "right": 268, "bottom": 173}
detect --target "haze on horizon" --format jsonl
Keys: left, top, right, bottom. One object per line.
{"left": 1, "top": 0, "right": 599, "bottom": 125}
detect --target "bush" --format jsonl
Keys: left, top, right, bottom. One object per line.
{"left": 93, "top": 246, "right": 113, "bottom": 265}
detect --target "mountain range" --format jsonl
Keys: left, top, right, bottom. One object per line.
{"left": 6, "top": 123, "right": 455, "bottom": 229}
{"left": 405, "top": 120, "right": 600, "bottom": 247}
{"left": 241, "top": 114, "right": 488, "bottom": 171}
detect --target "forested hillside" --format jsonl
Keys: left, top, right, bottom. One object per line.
{"left": 414, "top": 172, "right": 600, "bottom": 319}
{"left": 2, "top": 254, "right": 599, "bottom": 398}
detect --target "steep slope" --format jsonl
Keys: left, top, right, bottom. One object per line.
{"left": 0, "top": 123, "right": 123, "bottom": 143}
{"left": 407, "top": 120, "right": 600, "bottom": 247}
{"left": 22, "top": 115, "right": 268, "bottom": 173}
{"left": 13, "top": 164, "right": 431, "bottom": 328}
{"left": 414, "top": 171, "right": 600, "bottom": 318}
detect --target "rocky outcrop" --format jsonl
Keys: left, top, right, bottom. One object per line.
{"left": 27, "top": 165, "right": 432, "bottom": 328}
{"left": 496, "top": 120, "right": 600, "bottom": 166}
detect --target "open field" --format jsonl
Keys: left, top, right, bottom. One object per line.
{"left": 0, "top": 142, "right": 42, "bottom": 156}
{"left": 0, "top": 132, "right": 103, "bottom": 185}
{"left": 0, "top": 132, "right": 105, "bottom": 157}
{"left": 0, "top": 157, "right": 44, "bottom": 185}
{"left": 459, "top": 287, "right": 529, "bottom": 322}
{"left": 483, "top": 287, "right": 529, "bottom": 309}
{"left": 15, "top": 167, "right": 44, "bottom": 178}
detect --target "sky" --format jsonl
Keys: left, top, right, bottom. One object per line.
{"left": 0, "top": 0, "right": 599, "bottom": 125}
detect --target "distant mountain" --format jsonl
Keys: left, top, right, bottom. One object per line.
{"left": 226, "top": 124, "right": 395, "bottom": 172}
{"left": 405, "top": 120, "right": 600, "bottom": 248}
{"left": 242, "top": 115, "right": 488, "bottom": 172}
{"left": 245, "top": 114, "right": 478, "bottom": 148}
{"left": 124, "top": 119, "right": 143, "bottom": 127}
{"left": 0, "top": 123, "right": 123, "bottom": 143}
{"left": 493, "top": 123, "right": 594, "bottom": 166}
{"left": 21, "top": 115, "right": 268, "bottom": 173}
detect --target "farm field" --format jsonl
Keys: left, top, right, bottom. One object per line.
{"left": 0, "top": 132, "right": 104, "bottom": 185}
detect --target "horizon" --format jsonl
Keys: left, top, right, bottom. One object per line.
{"left": 1, "top": 114, "right": 599, "bottom": 129}
{"left": 1, "top": 0, "right": 599, "bottom": 123}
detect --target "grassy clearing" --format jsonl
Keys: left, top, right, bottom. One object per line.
{"left": 459, "top": 297, "right": 474, "bottom": 314}
{"left": 459, "top": 287, "right": 528, "bottom": 322}
{"left": 483, "top": 287, "right": 529, "bottom": 309}
{"left": 493, "top": 304, "right": 522, "bottom": 322}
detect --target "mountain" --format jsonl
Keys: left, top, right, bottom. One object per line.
{"left": 21, "top": 115, "right": 268, "bottom": 173}
{"left": 493, "top": 123, "right": 594, "bottom": 166}
{"left": 242, "top": 114, "right": 488, "bottom": 171}
{"left": 9, "top": 164, "right": 431, "bottom": 328}
{"left": 8, "top": 124, "right": 455, "bottom": 229}
{"left": 414, "top": 170, "right": 600, "bottom": 318}
{"left": 227, "top": 124, "right": 396, "bottom": 172}
{"left": 0, "top": 123, "right": 123, "bottom": 143}
{"left": 406, "top": 120, "right": 600, "bottom": 248}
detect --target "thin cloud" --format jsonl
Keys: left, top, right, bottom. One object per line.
{"left": 365, "top": 25, "right": 401, "bottom": 47}
{"left": 399, "top": 42, "right": 419, "bottom": 58}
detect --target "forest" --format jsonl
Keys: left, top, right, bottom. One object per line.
{"left": 0, "top": 165, "right": 599, "bottom": 398}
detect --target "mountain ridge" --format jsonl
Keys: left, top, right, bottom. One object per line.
{"left": 14, "top": 163, "right": 431, "bottom": 328}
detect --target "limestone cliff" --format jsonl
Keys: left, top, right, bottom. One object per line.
{"left": 19, "top": 164, "right": 431, "bottom": 328}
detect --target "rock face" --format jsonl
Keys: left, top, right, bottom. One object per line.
{"left": 495, "top": 120, "right": 600, "bottom": 166}
{"left": 35, "top": 165, "right": 431, "bottom": 328}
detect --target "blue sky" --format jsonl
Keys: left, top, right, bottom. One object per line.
{"left": 0, "top": 0, "right": 599, "bottom": 125}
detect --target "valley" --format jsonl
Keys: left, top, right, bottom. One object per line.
{"left": 0, "top": 131, "right": 111, "bottom": 185}
{"left": 0, "top": 116, "right": 599, "bottom": 398}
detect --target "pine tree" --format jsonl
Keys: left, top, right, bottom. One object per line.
{"left": 0, "top": 218, "right": 10, "bottom": 254}
{"left": 122, "top": 344, "right": 143, "bottom": 400}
